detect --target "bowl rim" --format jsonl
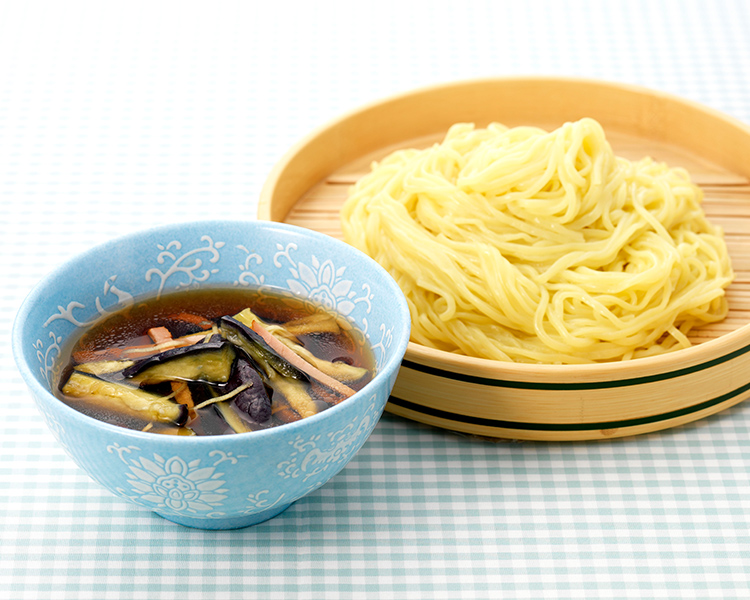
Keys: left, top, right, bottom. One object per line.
{"left": 12, "top": 218, "right": 412, "bottom": 444}
{"left": 258, "top": 75, "right": 750, "bottom": 382}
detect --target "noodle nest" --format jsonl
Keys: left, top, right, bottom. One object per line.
{"left": 341, "top": 118, "right": 734, "bottom": 364}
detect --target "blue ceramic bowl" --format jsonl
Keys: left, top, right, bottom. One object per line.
{"left": 12, "top": 220, "right": 410, "bottom": 529}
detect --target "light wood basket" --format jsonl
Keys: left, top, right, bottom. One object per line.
{"left": 258, "top": 77, "right": 750, "bottom": 441}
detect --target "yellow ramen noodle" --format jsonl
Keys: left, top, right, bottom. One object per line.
{"left": 341, "top": 118, "right": 733, "bottom": 364}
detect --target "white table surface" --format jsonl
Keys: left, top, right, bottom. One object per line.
{"left": 3, "top": 1, "right": 750, "bottom": 598}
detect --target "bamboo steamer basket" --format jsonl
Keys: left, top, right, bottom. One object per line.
{"left": 258, "top": 77, "right": 750, "bottom": 441}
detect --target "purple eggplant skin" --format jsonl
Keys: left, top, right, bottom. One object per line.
{"left": 162, "top": 318, "right": 208, "bottom": 338}
{"left": 231, "top": 357, "right": 272, "bottom": 423}
{"left": 120, "top": 337, "right": 226, "bottom": 379}
{"left": 219, "top": 316, "right": 308, "bottom": 382}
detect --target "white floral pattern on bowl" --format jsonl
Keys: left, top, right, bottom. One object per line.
{"left": 123, "top": 454, "right": 229, "bottom": 513}
{"left": 34, "top": 230, "right": 388, "bottom": 377}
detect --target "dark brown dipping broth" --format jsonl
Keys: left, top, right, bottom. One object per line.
{"left": 56, "top": 288, "right": 374, "bottom": 435}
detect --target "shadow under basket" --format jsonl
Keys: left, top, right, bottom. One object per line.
{"left": 258, "top": 77, "right": 750, "bottom": 441}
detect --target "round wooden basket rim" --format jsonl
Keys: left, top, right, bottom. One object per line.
{"left": 259, "top": 75, "right": 750, "bottom": 383}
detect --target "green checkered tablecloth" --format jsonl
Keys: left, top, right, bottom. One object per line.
{"left": 3, "top": 1, "right": 750, "bottom": 597}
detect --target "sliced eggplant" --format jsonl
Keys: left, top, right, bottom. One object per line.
{"left": 267, "top": 370, "right": 318, "bottom": 418}
{"left": 214, "top": 401, "right": 254, "bottom": 433}
{"left": 280, "top": 312, "right": 342, "bottom": 336}
{"left": 249, "top": 318, "right": 357, "bottom": 399}
{"left": 233, "top": 308, "right": 300, "bottom": 342}
{"left": 74, "top": 359, "right": 136, "bottom": 377}
{"left": 184, "top": 384, "right": 238, "bottom": 435}
{"left": 161, "top": 312, "right": 214, "bottom": 338}
{"left": 276, "top": 337, "right": 369, "bottom": 383}
{"left": 231, "top": 357, "right": 272, "bottom": 423}
{"left": 232, "top": 309, "right": 362, "bottom": 387}
{"left": 190, "top": 380, "right": 267, "bottom": 434}
{"left": 219, "top": 316, "right": 308, "bottom": 381}
{"left": 62, "top": 372, "right": 188, "bottom": 425}
{"left": 122, "top": 339, "right": 235, "bottom": 385}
